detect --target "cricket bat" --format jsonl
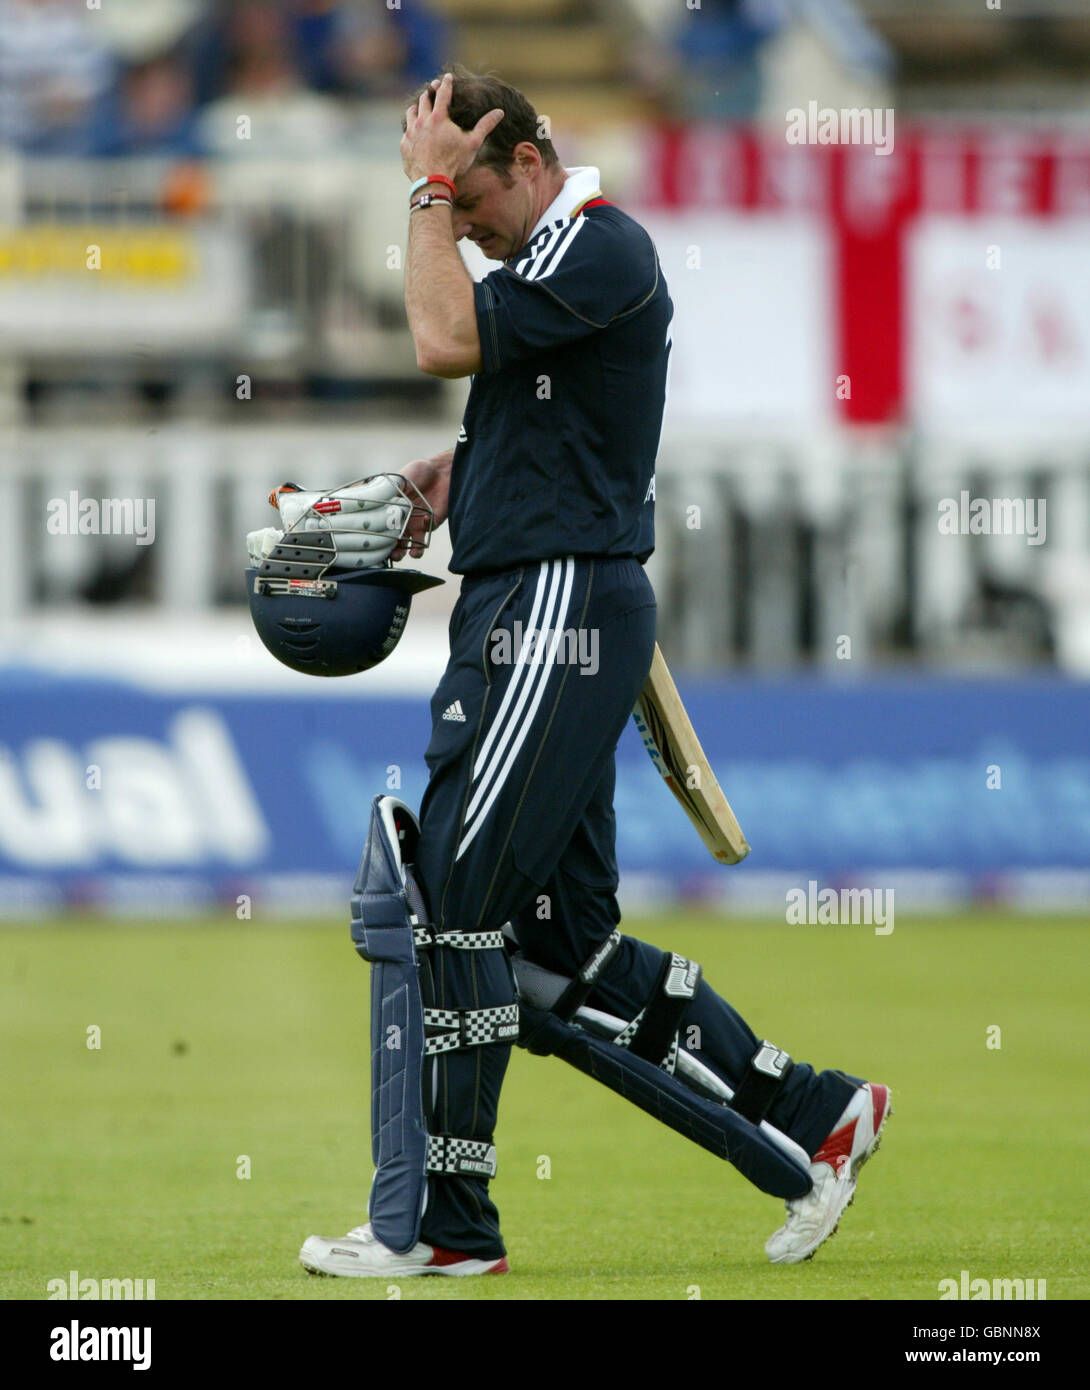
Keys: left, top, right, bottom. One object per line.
{"left": 632, "top": 644, "right": 750, "bottom": 865}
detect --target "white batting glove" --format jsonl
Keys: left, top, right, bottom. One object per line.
{"left": 252, "top": 475, "right": 433, "bottom": 572}
{"left": 246, "top": 526, "right": 283, "bottom": 566}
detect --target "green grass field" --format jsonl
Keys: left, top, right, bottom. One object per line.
{"left": 2, "top": 912, "right": 1087, "bottom": 1301}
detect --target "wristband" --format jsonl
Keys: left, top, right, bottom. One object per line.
{"left": 409, "top": 174, "right": 457, "bottom": 201}
{"left": 423, "top": 174, "right": 457, "bottom": 198}
{"left": 410, "top": 191, "right": 453, "bottom": 213}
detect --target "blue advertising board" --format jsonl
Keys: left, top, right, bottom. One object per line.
{"left": 2, "top": 670, "right": 1088, "bottom": 912}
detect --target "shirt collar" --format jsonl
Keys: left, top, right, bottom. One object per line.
{"left": 524, "top": 166, "right": 602, "bottom": 245}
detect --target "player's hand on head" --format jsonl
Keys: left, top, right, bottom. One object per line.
{"left": 401, "top": 73, "right": 504, "bottom": 182}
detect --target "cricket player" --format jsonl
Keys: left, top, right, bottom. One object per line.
{"left": 299, "top": 70, "right": 890, "bottom": 1278}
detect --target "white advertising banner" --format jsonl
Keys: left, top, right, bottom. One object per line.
{"left": 907, "top": 218, "right": 1090, "bottom": 425}
{"left": 640, "top": 213, "right": 834, "bottom": 425}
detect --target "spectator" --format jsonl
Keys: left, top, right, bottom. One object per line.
{"left": 188, "top": 2, "right": 447, "bottom": 106}
{"left": 294, "top": 0, "right": 448, "bottom": 97}
{"left": 0, "top": 0, "right": 116, "bottom": 154}
{"left": 195, "top": 2, "right": 345, "bottom": 157}
{"left": 631, "top": 0, "right": 786, "bottom": 122}
{"left": 88, "top": 54, "right": 205, "bottom": 158}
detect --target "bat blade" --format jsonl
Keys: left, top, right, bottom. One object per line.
{"left": 632, "top": 644, "right": 750, "bottom": 865}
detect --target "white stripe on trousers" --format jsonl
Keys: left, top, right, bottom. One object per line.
{"left": 460, "top": 559, "right": 565, "bottom": 835}
{"left": 455, "top": 557, "right": 576, "bottom": 861}
{"left": 472, "top": 561, "right": 551, "bottom": 776}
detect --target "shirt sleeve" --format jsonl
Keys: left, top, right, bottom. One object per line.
{"left": 474, "top": 214, "right": 660, "bottom": 374}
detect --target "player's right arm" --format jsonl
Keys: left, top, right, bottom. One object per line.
{"left": 391, "top": 447, "right": 454, "bottom": 560}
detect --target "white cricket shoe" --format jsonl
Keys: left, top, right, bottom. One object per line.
{"left": 765, "top": 1081, "right": 891, "bottom": 1264}
{"left": 299, "top": 1223, "right": 509, "bottom": 1278}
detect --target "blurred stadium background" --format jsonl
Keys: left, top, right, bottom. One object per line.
{"left": 2, "top": 0, "right": 1090, "bottom": 920}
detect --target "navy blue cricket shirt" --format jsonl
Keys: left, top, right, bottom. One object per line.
{"left": 447, "top": 166, "right": 673, "bottom": 576}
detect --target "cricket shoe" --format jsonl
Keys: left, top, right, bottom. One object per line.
{"left": 765, "top": 1081, "right": 891, "bottom": 1264}
{"left": 299, "top": 1224, "right": 509, "bottom": 1278}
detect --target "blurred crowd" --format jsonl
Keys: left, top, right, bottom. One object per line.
{"left": 0, "top": 0, "right": 909, "bottom": 161}
{"left": 0, "top": 0, "right": 448, "bottom": 158}
{"left": 630, "top": 0, "right": 787, "bottom": 121}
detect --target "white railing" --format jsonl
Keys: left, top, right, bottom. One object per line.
{"left": 654, "top": 424, "right": 1090, "bottom": 671}
{"left": 3, "top": 422, "right": 1089, "bottom": 672}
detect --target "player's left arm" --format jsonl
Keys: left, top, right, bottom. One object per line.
{"left": 400, "top": 74, "right": 504, "bottom": 379}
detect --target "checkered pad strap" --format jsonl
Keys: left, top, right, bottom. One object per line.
{"left": 424, "top": 1003, "right": 520, "bottom": 1056}
{"left": 614, "top": 1008, "right": 645, "bottom": 1049}
{"left": 614, "top": 1009, "right": 677, "bottom": 1072}
{"left": 426, "top": 1134, "right": 498, "bottom": 1179}
{"left": 412, "top": 927, "right": 506, "bottom": 951}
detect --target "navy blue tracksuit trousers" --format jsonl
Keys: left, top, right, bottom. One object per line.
{"left": 407, "top": 556, "right": 857, "bottom": 1259}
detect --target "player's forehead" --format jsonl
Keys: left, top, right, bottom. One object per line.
{"left": 454, "top": 163, "right": 511, "bottom": 207}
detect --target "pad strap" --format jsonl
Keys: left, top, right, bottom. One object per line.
{"left": 624, "top": 953, "right": 702, "bottom": 1071}
{"left": 413, "top": 927, "right": 506, "bottom": 951}
{"left": 732, "top": 1040, "right": 794, "bottom": 1124}
{"left": 407, "top": 868, "right": 505, "bottom": 950}
{"left": 424, "top": 1004, "right": 520, "bottom": 1056}
{"left": 550, "top": 929, "right": 622, "bottom": 1021}
{"left": 426, "top": 1135, "right": 498, "bottom": 1179}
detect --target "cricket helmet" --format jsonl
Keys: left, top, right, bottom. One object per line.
{"left": 245, "top": 474, "right": 444, "bottom": 677}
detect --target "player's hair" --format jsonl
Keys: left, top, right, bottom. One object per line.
{"left": 403, "top": 66, "right": 559, "bottom": 184}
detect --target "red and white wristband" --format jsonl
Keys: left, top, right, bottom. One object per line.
{"left": 409, "top": 174, "right": 456, "bottom": 199}
{"left": 410, "top": 191, "right": 453, "bottom": 214}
